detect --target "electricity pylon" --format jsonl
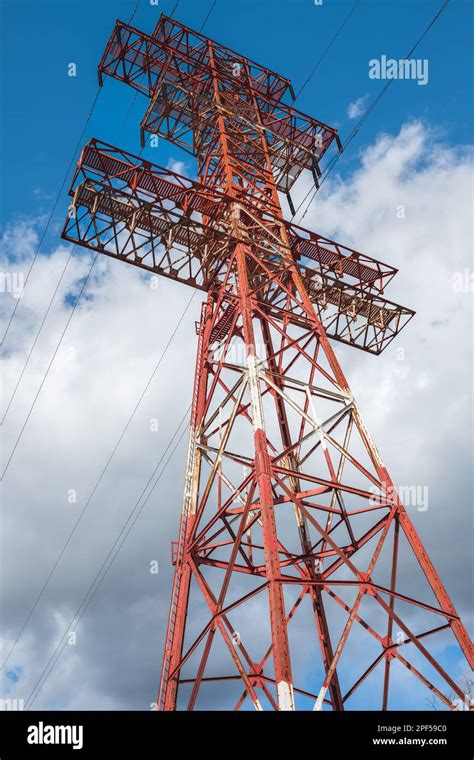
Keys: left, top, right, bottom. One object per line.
{"left": 62, "top": 14, "right": 473, "bottom": 710}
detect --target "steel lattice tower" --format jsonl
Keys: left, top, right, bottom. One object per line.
{"left": 62, "top": 15, "right": 473, "bottom": 710}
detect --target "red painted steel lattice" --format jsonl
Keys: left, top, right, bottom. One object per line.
{"left": 62, "top": 14, "right": 472, "bottom": 711}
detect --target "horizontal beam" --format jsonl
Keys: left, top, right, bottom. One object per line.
{"left": 63, "top": 178, "right": 231, "bottom": 291}
{"left": 97, "top": 20, "right": 340, "bottom": 193}
{"left": 62, "top": 142, "right": 414, "bottom": 355}
{"left": 71, "top": 140, "right": 397, "bottom": 294}
{"left": 152, "top": 14, "right": 293, "bottom": 103}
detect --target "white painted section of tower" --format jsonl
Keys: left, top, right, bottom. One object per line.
{"left": 306, "top": 385, "right": 328, "bottom": 451}
{"left": 246, "top": 353, "right": 265, "bottom": 432}
{"left": 313, "top": 686, "right": 327, "bottom": 711}
{"left": 182, "top": 424, "right": 197, "bottom": 516}
{"left": 277, "top": 680, "right": 296, "bottom": 711}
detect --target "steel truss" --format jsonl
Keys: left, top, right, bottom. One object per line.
{"left": 62, "top": 13, "right": 473, "bottom": 711}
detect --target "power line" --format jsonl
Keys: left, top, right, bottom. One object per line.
{"left": 169, "top": 0, "right": 180, "bottom": 17}
{"left": 0, "top": 0, "right": 142, "bottom": 350}
{"left": 200, "top": 0, "right": 217, "bottom": 32}
{"left": 293, "top": 0, "right": 451, "bottom": 224}
{"left": 0, "top": 90, "right": 101, "bottom": 347}
{"left": 294, "top": 0, "right": 360, "bottom": 101}
{"left": 128, "top": 0, "right": 142, "bottom": 25}
{"left": 3, "top": 80, "right": 149, "bottom": 428}
{"left": 1, "top": 289, "right": 196, "bottom": 669}
{"left": 2, "top": 0, "right": 189, "bottom": 661}
{"left": 1, "top": 0, "right": 152, "bottom": 457}
{"left": 1, "top": 253, "right": 98, "bottom": 480}
{"left": 4, "top": 0, "right": 191, "bottom": 697}
{"left": 1, "top": 250, "right": 75, "bottom": 425}
{"left": 25, "top": 407, "right": 190, "bottom": 709}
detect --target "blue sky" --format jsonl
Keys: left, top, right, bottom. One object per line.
{"left": 1, "top": 0, "right": 472, "bottom": 231}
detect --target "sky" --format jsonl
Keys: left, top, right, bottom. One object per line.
{"left": 0, "top": 0, "right": 473, "bottom": 711}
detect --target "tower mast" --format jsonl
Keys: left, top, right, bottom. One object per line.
{"left": 62, "top": 14, "right": 473, "bottom": 711}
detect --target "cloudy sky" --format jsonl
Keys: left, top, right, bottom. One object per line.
{"left": 0, "top": 0, "right": 472, "bottom": 711}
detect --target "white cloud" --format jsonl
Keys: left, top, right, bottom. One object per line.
{"left": 167, "top": 158, "right": 190, "bottom": 177}
{"left": 346, "top": 94, "right": 369, "bottom": 120}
